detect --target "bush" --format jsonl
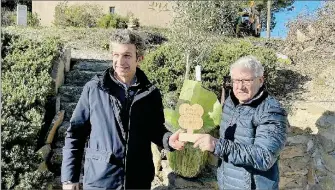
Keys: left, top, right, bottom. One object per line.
{"left": 141, "top": 40, "right": 279, "bottom": 108}
{"left": 1, "top": 9, "right": 40, "bottom": 27}
{"left": 96, "top": 13, "right": 128, "bottom": 29}
{"left": 203, "top": 40, "right": 278, "bottom": 97}
{"left": 1, "top": 30, "right": 63, "bottom": 189}
{"left": 27, "top": 12, "right": 40, "bottom": 27}
{"left": 1, "top": 8, "right": 16, "bottom": 26}
{"left": 140, "top": 43, "right": 185, "bottom": 108}
{"left": 53, "top": 2, "right": 103, "bottom": 27}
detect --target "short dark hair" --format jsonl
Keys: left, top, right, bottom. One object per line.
{"left": 110, "top": 29, "right": 146, "bottom": 57}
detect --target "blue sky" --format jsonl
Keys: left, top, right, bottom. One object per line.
{"left": 261, "top": 1, "right": 323, "bottom": 38}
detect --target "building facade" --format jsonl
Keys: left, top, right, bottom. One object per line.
{"left": 32, "top": 1, "right": 174, "bottom": 27}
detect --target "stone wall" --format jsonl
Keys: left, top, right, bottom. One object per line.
{"left": 152, "top": 103, "right": 335, "bottom": 189}
{"left": 284, "top": 102, "right": 335, "bottom": 189}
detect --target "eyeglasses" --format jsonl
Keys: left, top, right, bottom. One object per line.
{"left": 231, "top": 78, "right": 256, "bottom": 86}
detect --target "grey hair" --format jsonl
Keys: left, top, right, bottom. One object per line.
{"left": 230, "top": 56, "right": 264, "bottom": 77}
{"left": 110, "top": 29, "right": 146, "bottom": 57}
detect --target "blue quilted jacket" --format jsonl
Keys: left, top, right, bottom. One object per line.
{"left": 214, "top": 86, "right": 288, "bottom": 190}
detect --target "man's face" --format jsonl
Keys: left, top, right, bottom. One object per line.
{"left": 231, "top": 67, "right": 264, "bottom": 103}
{"left": 111, "top": 43, "right": 142, "bottom": 80}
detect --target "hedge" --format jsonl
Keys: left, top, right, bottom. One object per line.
{"left": 141, "top": 40, "right": 279, "bottom": 108}
{"left": 1, "top": 30, "right": 63, "bottom": 189}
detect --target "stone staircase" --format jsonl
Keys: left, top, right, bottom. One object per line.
{"left": 52, "top": 59, "right": 110, "bottom": 189}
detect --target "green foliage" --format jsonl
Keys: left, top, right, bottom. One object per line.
{"left": 53, "top": 2, "right": 103, "bottom": 28}
{"left": 96, "top": 13, "right": 128, "bottom": 29}
{"left": 141, "top": 39, "right": 279, "bottom": 108}
{"left": 203, "top": 40, "right": 278, "bottom": 97}
{"left": 172, "top": 1, "right": 241, "bottom": 36}
{"left": 1, "top": 9, "right": 40, "bottom": 27}
{"left": 1, "top": 0, "right": 32, "bottom": 12}
{"left": 165, "top": 80, "right": 222, "bottom": 177}
{"left": 141, "top": 43, "right": 185, "bottom": 108}
{"left": 27, "top": 12, "right": 40, "bottom": 27}
{"left": 247, "top": 0, "right": 295, "bottom": 31}
{"left": 168, "top": 143, "right": 208, "bottom": 177}
{"left": 1, "top": 8, "right": 16, "bottom": 27}
{"left": 1, "top": 30, "right": 62, "bottom": 189}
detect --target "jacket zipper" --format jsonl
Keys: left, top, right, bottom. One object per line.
{"left": 123, "top": 86, "right": 156, "bottom": 189}
{"left": 123, "top": 89, "right": 130, "bottom": 189}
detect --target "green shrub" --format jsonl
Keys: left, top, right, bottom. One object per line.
{"left": 141, "top": 43, "right": 185, "bottom": 108}
{"left": 53, "top": 2, "right": 103, "bottom": 27}
{"left": 27, "top": 12, "right": 40, "bottom": 27}
{"left": 141, "top": 40, "right": 279, "bottom": 108}
{"left": 1, "top": 10, "right": 40, "bottom": 27}
{"left": 1, "top": 30, "right": 63, "bottom": 189}
{"left": 1, "top": 8, "right": 16, "bottom": 26}
{"left": 96, "top": 13, "right": 129, "bottom": 29}
{"left": 203, "top": 40, "right": 278, "bottom": 97}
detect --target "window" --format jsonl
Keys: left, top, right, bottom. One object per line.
{"left": 109, "top": 7, "right": 115, "bottom": 14}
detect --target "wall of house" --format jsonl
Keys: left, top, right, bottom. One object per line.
{"left": 32, "top": 1, "right": 174, "bottom": 27}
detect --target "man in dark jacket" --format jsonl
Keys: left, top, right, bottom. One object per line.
{"left": 194, "top": 56, "right": 288, "bottom": 189}
{"left": 61, "top": 29, "right": 185, "bottom": 190}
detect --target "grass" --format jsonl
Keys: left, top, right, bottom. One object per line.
{"left": 3, "top": 26, "right": 113, "bottom": 51}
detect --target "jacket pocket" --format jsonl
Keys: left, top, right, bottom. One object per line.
{"left": 83, "top": 149, "right": 124, "bottom": 188}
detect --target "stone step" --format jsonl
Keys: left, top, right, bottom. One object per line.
{"left": 72, "top": 59, "right": 110, "bottom": 72}
{"left": 60, "top": 102, "right": 77, "bottom": 121}
{"left": 64, "top": 70, "right": 100, "bottom": 86}
{"left": 55, "top": 121, "right": 70, "bottom": 149}
{"left": 49, "top": 148, "right": 63, "bottom": 176}
{"left": 59, "top": 86, "right": 83, "bottom": 103}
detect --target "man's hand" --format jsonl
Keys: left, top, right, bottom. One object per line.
{"left": 193, "top": 134, "right": 218, "bottom": 152}
{"left": 63, "top": 183, "right": 79, "bottom": 190}
{"left": 168, "top": 129, "right": 185, "bottom": 150}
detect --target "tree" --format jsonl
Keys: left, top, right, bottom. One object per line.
{"left": 1, "top": 0, "right": 32, "bottom": 11}
{"left": 251, "top": 0, "right": 295, "bottom": 31}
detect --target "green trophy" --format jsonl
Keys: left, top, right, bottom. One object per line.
{"left": 164, "top": 79, "right": 222, "bottom": 177}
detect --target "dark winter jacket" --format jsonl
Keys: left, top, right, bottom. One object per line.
{"left": 61, "top": 68, "right": 172, "bottom": 189}
{"left": 214, "top": 86, "right": 288, "bottom": 189}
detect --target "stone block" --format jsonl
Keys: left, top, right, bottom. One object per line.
{"left": 64, "top": 48, "right": 71, "bottom": 72}
{"left": 281, "top": 144, "right": 306, "bottom": 159}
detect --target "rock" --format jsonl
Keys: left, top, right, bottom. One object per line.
{"left": 72, "top": 60, "right": 110, "bottom": 72}
{"left": 317, "top": 134, "right": 335, "bottom": 153}
{"left": 280, "top": 175, "right": 307, "bottom": 189}
{"left": 288, "top": 103, "right": 329, "bottom": 134}
{"left": 286, "top": 135, "right": 310, "bottom": 145}
{"left": 307, "top": 140, "right": 314, "bottom": 153}
{"left": 307, "top": 25, "right": 316, "bottom": 36}
{"left": 297, "top": 29, "right": 310, "bottom": 43}
{"left": 276, "top": 52, "right": 289, "bottom": 60}
{"left": 60, "top": 102, "right": 77, "bottom": 121}
{"left": 167, "top": 172, "right": 217, "bottom": 189}
{"left": 64, "top": 70, "right": 100, "bottom": 86}
{"left": 59, "top": 86, "right": 83, "bottom": 103}
{"left": 303, "top": 46, "right": 315, "bottom": 53}
{"left": 276, "top": 52, "right": 292, "bottom": 65}
{"left": 316, "top": 113, "right": 335, "bottom": 129}
{"left": 319, "top": 175, "right": 335, "bottom": 190}
{"left": 161, "top": 160, "right": 173, "bottom": 183}
{"left": 279, "top": 156, "right": 309, "bottom": 176}
{"left": 321, "top": 151, "right": 335, "bottom": 173}
{"left": 307, "top": 163, "right": 316, "bottom": 185}
{"left": 281, "top": 144, "right": 306, "bottom": 159}
{"left": 152, "top": 143, "right": 162, "bottom": 175}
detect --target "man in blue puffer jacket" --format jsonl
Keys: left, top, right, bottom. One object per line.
{"left": 61, "top": 29, "right": 185, "bottom": 190}
{"left": 194, "top": 56, "right": 288, "bottom": 189}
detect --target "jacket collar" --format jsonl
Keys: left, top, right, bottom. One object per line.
{"left": 94, "top": 67, "right": 154, "bottom": 95}
{"left": 230, "top": 85, "right": 268, "bottom": 107}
